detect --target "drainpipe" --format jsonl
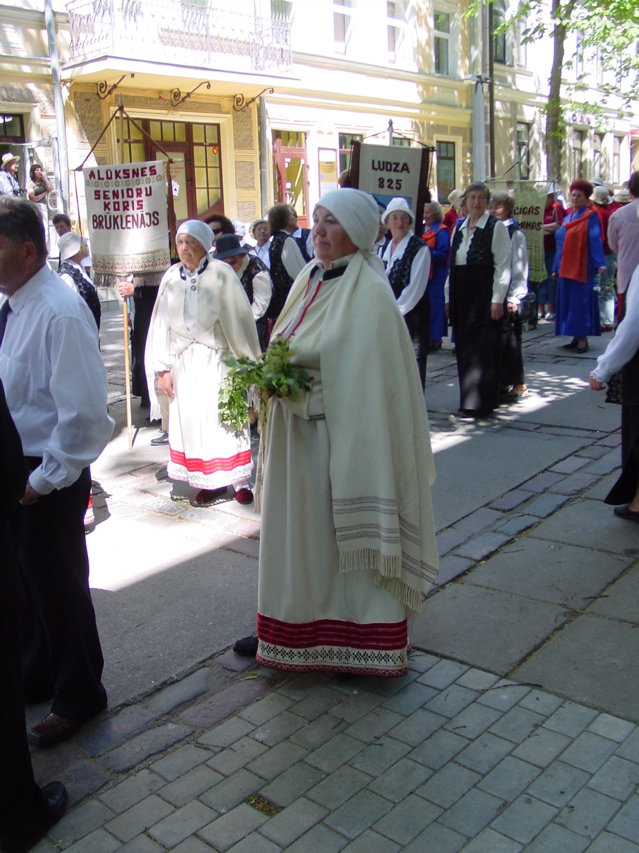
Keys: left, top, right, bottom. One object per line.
{"left": 44, "top": 0, "right": 69, "bottom": 213}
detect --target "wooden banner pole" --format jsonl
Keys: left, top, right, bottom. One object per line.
{"left": 117, "top": 95, "right": 133, "bottom": 449}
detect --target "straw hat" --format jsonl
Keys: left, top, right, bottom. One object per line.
{"left": 1, "top": 152, "right": 19, "bottom": 168}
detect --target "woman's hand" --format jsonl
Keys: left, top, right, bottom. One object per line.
{"left": 156, "top": 371, "right": 174, "bottom": 399}
{"left": 490, "top": 302, "right": 504, "bottom": 320}
{"left": 589, "top": 376, "right": 604, "bottom": 391}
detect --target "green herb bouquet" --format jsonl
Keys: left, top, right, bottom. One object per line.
{"left": 219, "top": 336, "right": 313, "bottom": 433}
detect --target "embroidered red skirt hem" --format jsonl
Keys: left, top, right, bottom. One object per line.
{"left": 255, "top": 613, "right": 408, "bottom": 677}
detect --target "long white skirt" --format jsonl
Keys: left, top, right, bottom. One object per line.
{"left": 167, "top": 342, "right": 252, "bottom": 489}
{"left": 256, "top": 397, "right": 408, "bottom": 677}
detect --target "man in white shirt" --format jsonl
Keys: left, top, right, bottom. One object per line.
{"left": 608, "top": 172, "right": 639, "bottom": 314}
{"left": 0, "top": 198, "right": 114, "bottom": 749}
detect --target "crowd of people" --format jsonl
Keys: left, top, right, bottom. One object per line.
{"left": 3, "top": 157, "right": 639, "bottom": 849}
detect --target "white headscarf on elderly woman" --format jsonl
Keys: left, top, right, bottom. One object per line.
{"left": 314, "top": 188, "right": 387, "bottom": 275}
{"left": 176, "top": 219, "right": 214, "bottom": 253}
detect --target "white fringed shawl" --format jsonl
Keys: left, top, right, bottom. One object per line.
{"left": 271, "top": 251, "right": 439, "bottom": 613}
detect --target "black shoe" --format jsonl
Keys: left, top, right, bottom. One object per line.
{"left": 614, "top": 504, "right": 639, "bottom": 523}
{"left": 151, "top": 431, "right": 169, "bottom": 446}
{"left": 563, "top": 338, "right": 579, "bottom": 349}
{"left": 233, "top": 636, "right": 258, "bottom": 657}
{"left": 1, "top": 782, "right": 67, "bottom": 853}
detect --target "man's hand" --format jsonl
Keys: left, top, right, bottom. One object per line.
{"left": 118, "top": 281, "right": 134, "bottom": 299}
{"left": 490, "top": 302, "right": 504, "bottom": 320}
{"left": 589, "top": 376, "right": 604, "bottom": 391}
{"left": 20, "top": 482, "right": 42, "bottom": 505}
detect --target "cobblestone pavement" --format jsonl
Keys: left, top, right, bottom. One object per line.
{"left": 27, "top": 308, "right": 639, "bottom": 851}
{"left": 32, "top": 651, "right": 639, "bottom": 852}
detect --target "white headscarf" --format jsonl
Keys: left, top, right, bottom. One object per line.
{"left": 176, "top": 220, "right": 214, "bottom": 252}
{"left": 314, "top": 189, "right": 384, "bottom": 272}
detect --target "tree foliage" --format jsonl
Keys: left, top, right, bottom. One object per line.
{"left": 473, "top": 0, "right": 639, "bottom": 180}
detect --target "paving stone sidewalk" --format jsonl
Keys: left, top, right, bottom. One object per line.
{"left": 29, "top": 309, "right": 637, "bottom": 850}
{"left": 32, "top": 650, "right": 639, "bottom": 852}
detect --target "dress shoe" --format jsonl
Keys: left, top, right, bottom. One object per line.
{"left": 233, "top": 635, "right": 258, "bottom": 656}
{"left": 506, "top": 385, "right": 529, "bottom": 400}
{"left": 0, "top": 781, "right": 68, "bottom": 853}
{"left": 576, "top": 342, "right": 589, "bottom": 354}
{"left": 563, "top": 338, "right": 579, "bottom": 349}
{"left": 195, "top": 487, "right": 228, "bottom": 504}
{"left": 234, "top": 487, "right": 254, "bottom": 505}
{"left": 614, "top": 504, "right": 639, "bottom": 523}
{"left": 28, "top": 713, "right": 84, "bottom": 749}
{"left": 150, "top": 430, "right": 169, "bottom": 446}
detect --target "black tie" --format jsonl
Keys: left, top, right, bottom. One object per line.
{"left": 0, "top": 300, "right": 10, "bottom": 347}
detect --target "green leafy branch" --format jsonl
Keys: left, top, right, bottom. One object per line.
{"left": 218, "top": 336, "right": 313, "bottom": 434}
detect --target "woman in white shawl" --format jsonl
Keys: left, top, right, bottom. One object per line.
{"left": 248, "top": 189, "right": 439, "bottom": 677}
{"left": 145, "top": 220, "right": 260, "bottom": 505}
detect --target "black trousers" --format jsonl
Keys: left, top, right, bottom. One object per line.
{"left": 501, "top": 310, "right": 525, "bottom": 387}
{"left": 0, "top": 572, "right": 46, "bottom": 843}
{"left": 606, "top": 405, "right": 639, "bottom": 506}
{"left": 405, "top": 300, "right": 430, "bottom": 391}
{"left": 131, "top": 286, "right": 158, "bottom": 406}
{"left": 11, "top": 466, "right": 107, "bottom": 720}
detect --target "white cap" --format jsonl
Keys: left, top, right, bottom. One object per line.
{"left": 58, "top": 231, "right": 83, "bottom": 261}
{"left": 382, "top": 197, "right": 414, "bottom": 224}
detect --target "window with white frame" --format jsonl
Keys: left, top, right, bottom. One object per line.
{"left": 516, "top": 122, "right": 530, "bottom": 179}
{"left": 387, "top": 0, "right": 406, "bottom": 65}
{"left": 492, "top": 0, "right": 511, "bottom": 66}
{"left": 436, "top": 141, "right": 456, "bottom": 200}
{"left": 334, "top": 0, "right": 354, "bottom": 54}
{"left": 593, "top": 132, "right": 604, "bottom": 180}
{"left": 434, "top": 10, "right": 450, "bottom": 76}
{"left": 613, "top": 134, "right": 624, "bottom": 184}
{"left": 516, "top": 16, "right": 527, "bottom": 68}
{"left": 572, "top": 129, "right": 586, "bottom": 179}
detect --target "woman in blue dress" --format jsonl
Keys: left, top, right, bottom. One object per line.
{"left": 422, "top": 201, "right": 451, "bottom": 351}
{"left": 553, "top": 179, "right": 606, "bottom": 354}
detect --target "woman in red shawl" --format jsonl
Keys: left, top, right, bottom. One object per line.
{"left": 553, "top": 179, "right": 606, "bottom": 354}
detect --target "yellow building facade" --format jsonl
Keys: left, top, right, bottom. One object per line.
{"left": 0, "top": 0, "right": 637, "bottom": 232}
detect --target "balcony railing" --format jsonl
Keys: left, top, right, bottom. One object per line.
{"left": 66, "top": 0, "right": 292, "bottom": 75}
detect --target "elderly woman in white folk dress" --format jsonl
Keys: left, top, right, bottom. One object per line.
{"left": 380, "top": 197, "right": 431, "bottom": 389}
{"left": 146, "top": 220, "right": 260, "bottom": 505}
{"left": 249, "top": 189, "right": 439, "bottom": 677}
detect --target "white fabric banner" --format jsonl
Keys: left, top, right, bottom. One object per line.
{"left": 356, "top": 144, "right": 426, "bottom": 222}
{"left": 83, "top": 161, "right": 170, "bottom": 275}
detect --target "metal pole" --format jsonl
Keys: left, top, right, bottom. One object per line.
{"left": 388, "top": 119, "right": 394, "bottom": 146}
{"left": 118, "top": 96, "right": 133, "bottom": 448}
{"left": 487, "top": 1, "right": 496, "bottom": 179}
{"left": 473, "top": 78, "right": 487, "bottom": 181}
{"left": 44, "top": 0, "right": 69, "bottom": 213}
{"left": 258, "top": 95, "right": 270, "bottom": 215}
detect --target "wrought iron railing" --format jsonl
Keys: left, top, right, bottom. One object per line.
{"left": 66, "top": 0, "right": 292, "bottom": 75}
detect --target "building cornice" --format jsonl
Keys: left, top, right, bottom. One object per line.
{"left": 0, "top": 3, "right": 68, "bottom": 25}
{"left": 292, "top": 50, "right": 468, "bottom": 92}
